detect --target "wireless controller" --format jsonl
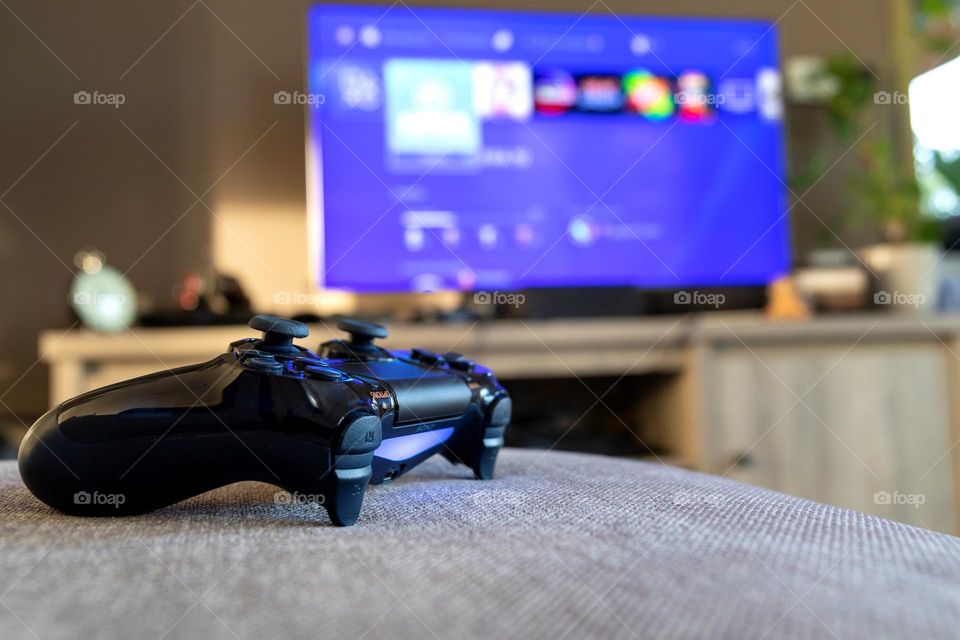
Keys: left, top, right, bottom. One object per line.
{"left": 18, "top": 315, "right": 511, "bottom": 525}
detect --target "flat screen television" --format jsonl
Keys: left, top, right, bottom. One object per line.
{"left": 306, "top": 4, "right": 789, "bottom": 295}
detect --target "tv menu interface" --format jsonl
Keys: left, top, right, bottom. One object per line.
{"left": 307, "top": 4, "right": 789, "bottom": 292}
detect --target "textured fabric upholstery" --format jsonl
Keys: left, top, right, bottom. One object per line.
{"left": 1, "top": 449, "right": 958, "bottom": 639}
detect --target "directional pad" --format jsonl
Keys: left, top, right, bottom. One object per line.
{"left": 243, "top": 355, "right": 283, "bottom": 375}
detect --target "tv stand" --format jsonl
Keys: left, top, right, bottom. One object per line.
{"left": 471, "top": 286, "right": 768, "bottom": 319}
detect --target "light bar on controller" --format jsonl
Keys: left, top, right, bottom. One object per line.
{"left": 374, "top": 427, "right": 455, "bottom": 461}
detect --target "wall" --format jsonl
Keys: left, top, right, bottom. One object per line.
{"left": 0, "top": 0, "right": 900, "bottom": 419}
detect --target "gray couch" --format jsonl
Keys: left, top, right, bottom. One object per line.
{"left": 1, "top": 448, "right": 958, "bottom": 639}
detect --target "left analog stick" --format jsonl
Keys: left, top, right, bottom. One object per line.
{"left": 249, "top": 315, "right": 309, "bottom": 354}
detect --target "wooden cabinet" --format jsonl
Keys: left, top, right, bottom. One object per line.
{"left": 709, "top": 343, "right": 954, "bottom": 532}
{"left": 678, "top": 317, "right": 960, "bottom": 534}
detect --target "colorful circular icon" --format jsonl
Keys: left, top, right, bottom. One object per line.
{"left": 623, "top": 69, "right": 674, "bottom": 120}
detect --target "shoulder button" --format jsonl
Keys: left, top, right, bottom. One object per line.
{"left": 338, "top": 414, "right": 383, "bottom": 454}
{"left": 487, "top": 396, "right": 513, "bottom": 428}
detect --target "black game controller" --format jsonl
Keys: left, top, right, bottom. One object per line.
{"left": 18, "top": 315, "right": 511, "bottom": 526}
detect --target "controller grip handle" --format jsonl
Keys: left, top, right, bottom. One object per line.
{"left": 18, "top": 405, "right": 277, "bottom": 515}
{"left": 19, "top": 391, "right": 382, "bottom": 526}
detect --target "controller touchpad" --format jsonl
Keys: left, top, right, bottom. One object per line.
{"left": 338, "top": 361, "right": 472, "bottom": 423}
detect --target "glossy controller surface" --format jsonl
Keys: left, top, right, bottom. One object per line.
{"left": 18, "top": 316, "right": 511, "bottom": 525}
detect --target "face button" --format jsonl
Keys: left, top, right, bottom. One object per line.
{"left": 304, "top": 364, "right": 346, "bottom": 381}
{"left": 292, "top": 355, "right": 326, "bottom": 368}
{"left": 244, "top": 356, "right": 283, "bottom": 375}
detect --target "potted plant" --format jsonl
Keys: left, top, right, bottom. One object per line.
{"left": 797, "top": 49, "right": 943, "bottom": 313}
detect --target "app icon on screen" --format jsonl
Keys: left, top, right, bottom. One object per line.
{"left": 575, "top": 75, "right": 625, "bottom": 113}
{"left": 675, "top": 71, "right": 716, "bottom": 122}
{"left": 478, "top": 224, "right": 498, "bottom": 249}
{"left": 533, "top": 68, "right": 577, "bottom": 115}
{"left": 404, "top": 227, "right": 425, "bottom": 252}
{"left": 623, "top": 70, "right": 674, "bottom": 120}
{"left": 568, "top": 217, "right": 596, "bottom": 247}
{"left": 336, "top": 65, "right": 382, "bottom": 111}
{"left": 442, "top": 227, "right": 461, "bottom": 248}
{"left": 359, "top": 25, "right": 381, "bottom": 48}
{"left": 456, "top": 268, "right": 477, "bottom": 290}
{"left": 514, "top": 223, "right": 536, "bottom": 248}
{"left": 384, "top": 59, "right": 479, "bottom": 155}
{"left": 491, "top": 29, "right": 514, "bottom": 52}
{"left": 717, "top": 78, "right": 756, "bottom": 114}
{"left": 334, "top": 25, "right": 354, "bottom": 46}
{"left": 757, "top": 68, "right": 784, "bottom": 122}
{"left": 473, "top": 61, "right": 532, "bottom": 120}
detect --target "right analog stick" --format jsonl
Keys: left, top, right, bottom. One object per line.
{"left": 337, "top": 318, "right": 388, "bottom": 349}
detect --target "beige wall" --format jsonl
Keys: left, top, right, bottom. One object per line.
{"left": 0, "top": 0, "right": 900, "bottom": 418}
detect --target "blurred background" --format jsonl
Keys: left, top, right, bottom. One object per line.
{"left": 3, "top": 0, "right": 960, "bottom": 532}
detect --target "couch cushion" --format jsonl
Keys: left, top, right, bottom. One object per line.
{"left": 0, "top": 449, "right": 958, "bottom": 639}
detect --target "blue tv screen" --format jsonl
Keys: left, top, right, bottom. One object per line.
{"left": 306, "top": 4, "right": 789, "bottom": 292}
